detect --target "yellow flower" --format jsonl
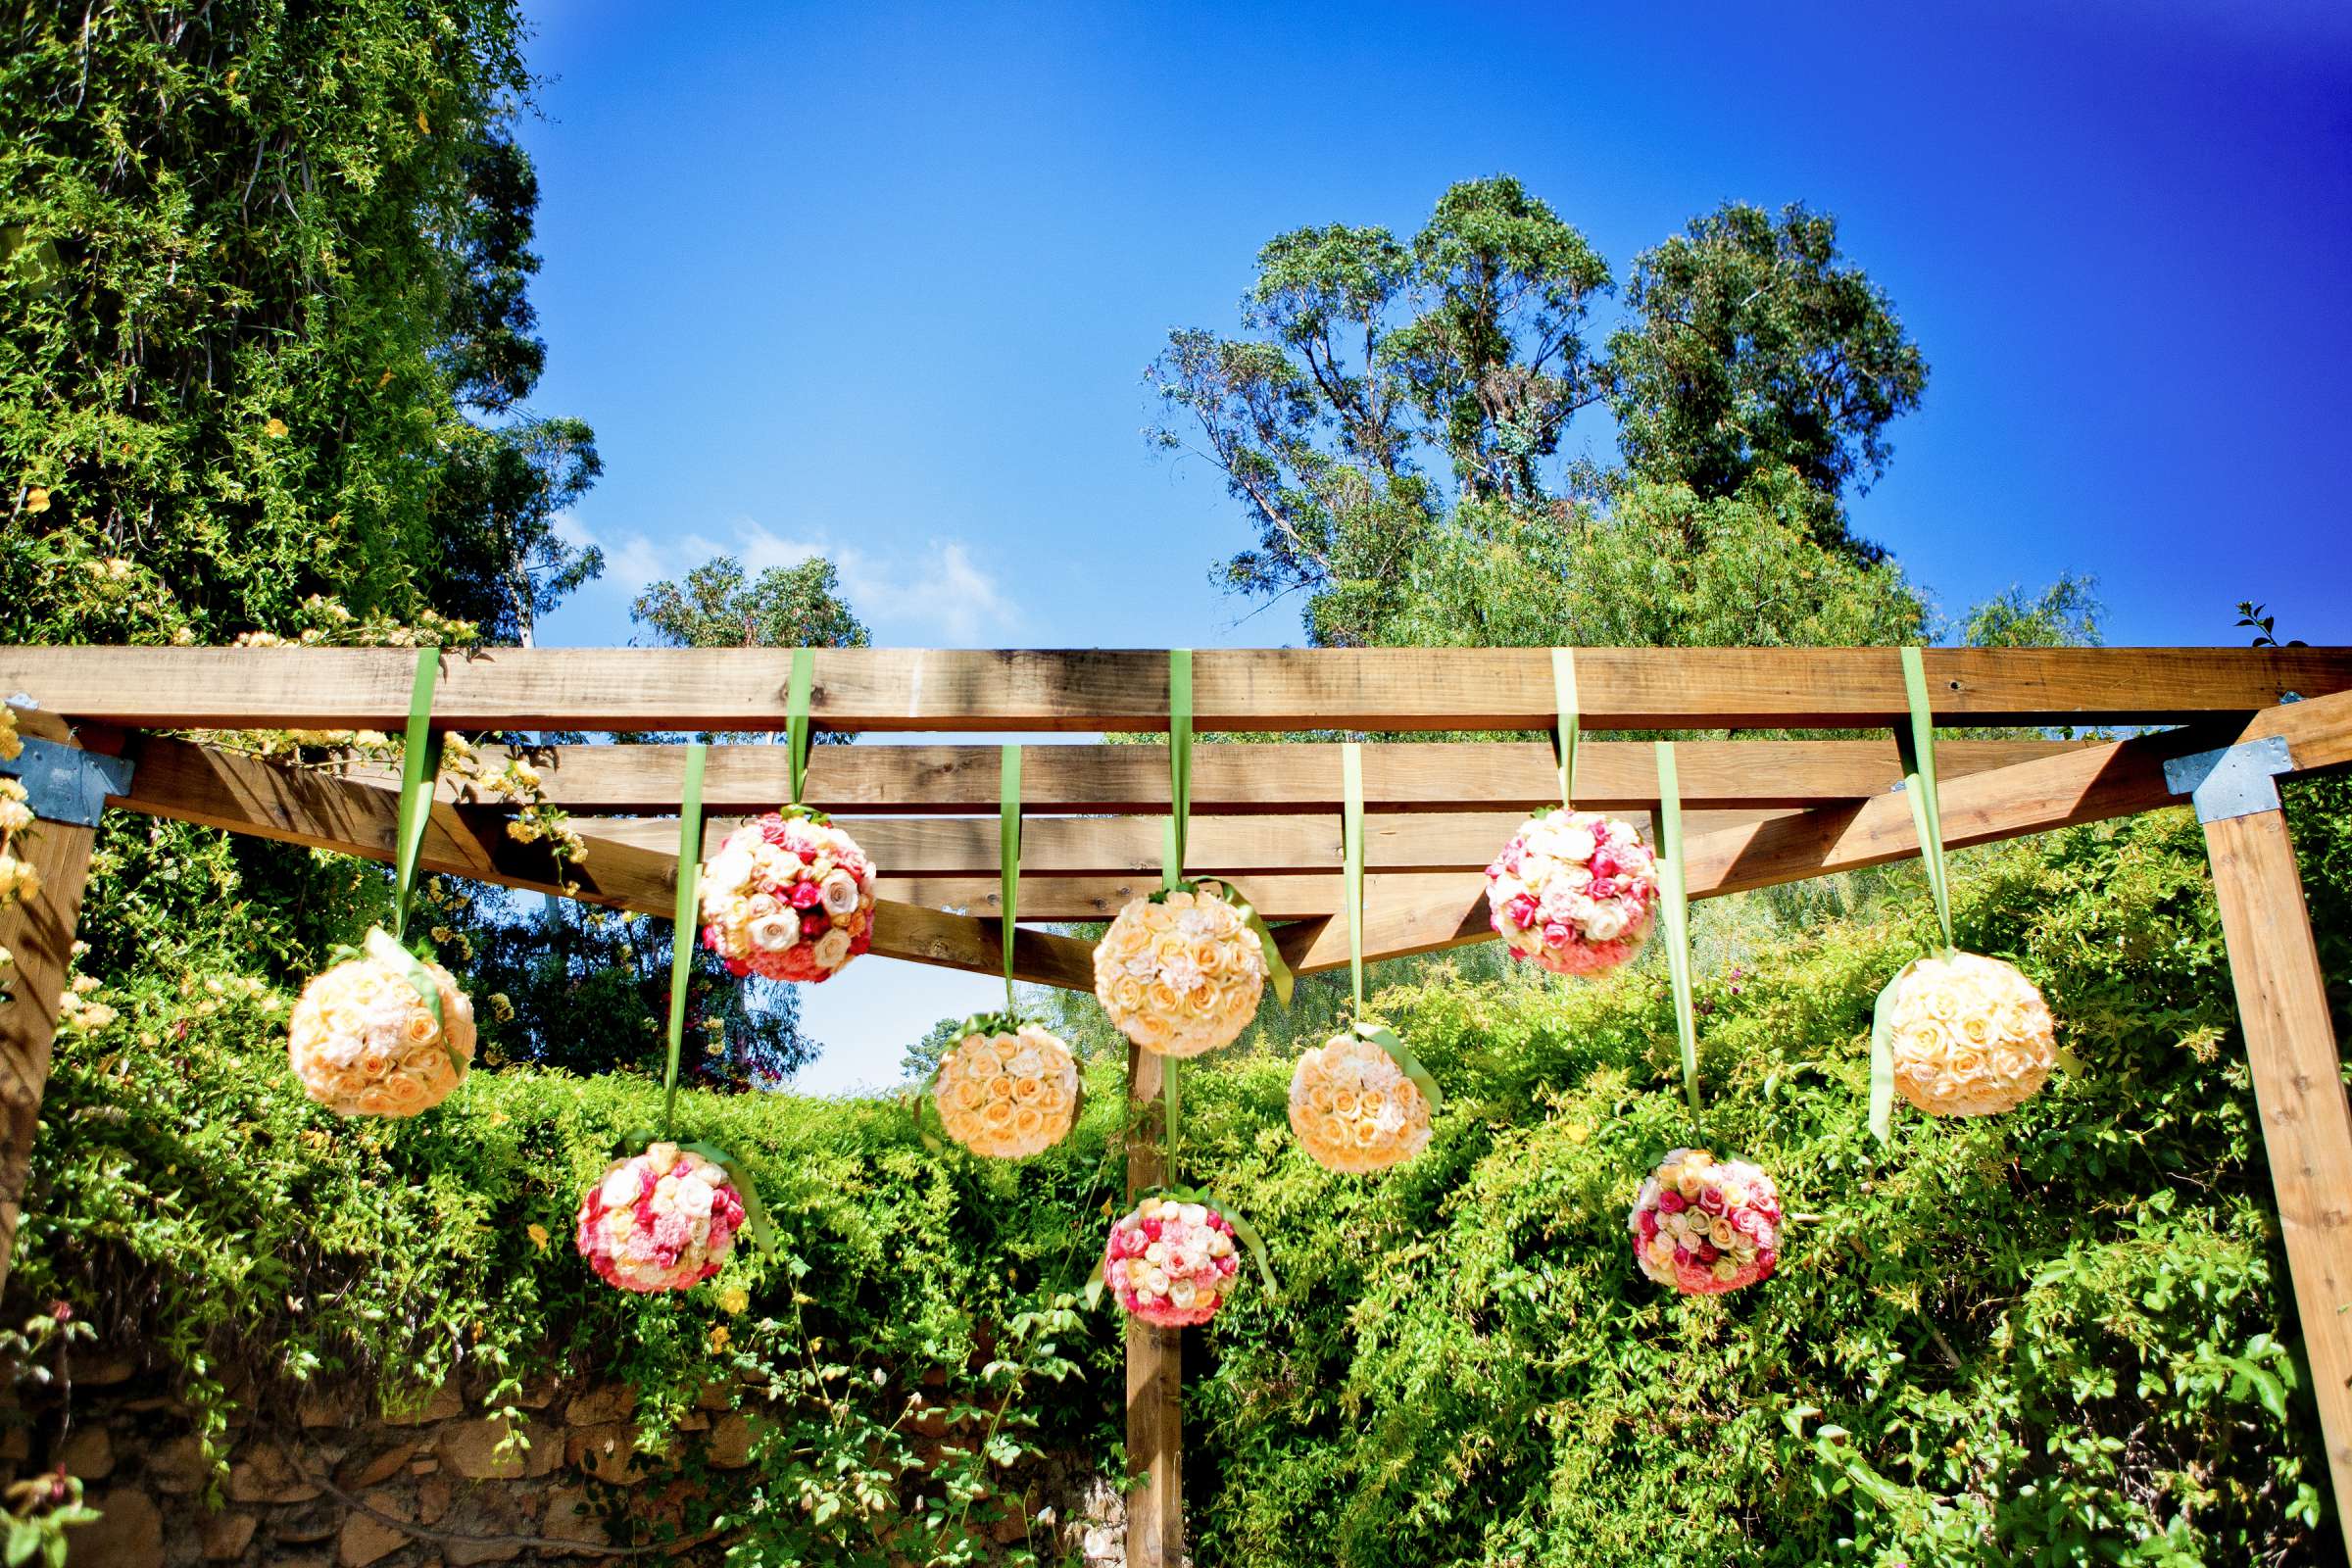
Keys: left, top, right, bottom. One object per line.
{"left": 24, "top": 488, "right": 49, "bottom": 514}
{"left": 264, "top": 417, "right": 288, "bottom": 438}
{"left": 718, "top": 1285, "right": 750, "bottom": 1315}
{"left": 526, "top": 1224, "right": 550, "bottom": 1253}
{"left": 707, "top": 1325, "right": 731, "bottom": 1353}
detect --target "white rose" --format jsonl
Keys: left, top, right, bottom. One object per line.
{"left": 1586, "top": 906, "right": 1628, "bottom": 942}
{"left": 812, "top": 927, "right": 852, "bottom": 969}
{"left": 749, "top": 912, "right": 798, "bottom": 952}
{"left": 819, "top": 869, "right": 861, "bottom": 915}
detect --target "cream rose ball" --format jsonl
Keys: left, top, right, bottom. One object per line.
{"left": 935, "top": 1022, "right": 1081, "bottom": 1158}
{"left": 1092, "top": 885, "right": 1266, "bottom": 1057}
{"left": 1885, "top": 951, "right": 2058, "bottom": 1118}
{"left": 287, "top": 934, "right": 474, "bottom": 1118}
{"left": 1288, "top": 1031, "right": 1432, "bottom": 1174}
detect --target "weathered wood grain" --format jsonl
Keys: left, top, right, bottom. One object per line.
{"left": 3, "top": 645, "right": 2343, "bottom": 731}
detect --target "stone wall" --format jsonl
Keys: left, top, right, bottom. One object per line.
{"left": 6, "top": 1353, "right": 1129, "bottom": 1566}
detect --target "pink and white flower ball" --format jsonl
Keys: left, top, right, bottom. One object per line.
{"left": 574, "top": 1143, "right": 747, "bottom": 1294}
{"left": 698, "top": 811, "right": 877, "bottom": 983}
{"left": 1629, "top": 1148, "right": 1782, "bottom": 1296}
{"left": 1486, "top": 810, "right": 1660, "bottom": 977}
{"left": 1102, "top": 1197, "right": 1242, "bottom": 1327}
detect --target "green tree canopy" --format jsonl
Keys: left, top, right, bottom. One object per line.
{"left": 1150, "top": 178, "right": 1931, "bottom": 650}
{"left": 632, "top": 555, "right": 872, "bottom": 653}
{"left": 0, "top": 0, "right": 600, "bottom": 643}
{"left": 1606, "top": 202, "right": 1929, "bottom": 541}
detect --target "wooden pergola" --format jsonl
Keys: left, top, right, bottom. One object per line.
{"left": 1, "top": 644, "right": 2349, "bottom": 1564}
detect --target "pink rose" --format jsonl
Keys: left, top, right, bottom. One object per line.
{"left": 1657, "top": 1190, "right": 1686, "bottom": 1214}
{"left": 788, "top": 879, "right": 821, "bottom": 909}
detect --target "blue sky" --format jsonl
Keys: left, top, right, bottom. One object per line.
{"left": 512, "top": 0, "right": 2352, "bottom": 1090}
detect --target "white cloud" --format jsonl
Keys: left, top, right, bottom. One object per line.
{"left": 575, "top": 516, "right": 1016, "bottom": 643}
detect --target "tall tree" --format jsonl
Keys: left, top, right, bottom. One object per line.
{"left": 633, "top": 555, "right": 871, "bottom": 654}
{"left": 1605, "top": 202, "right": 1928, "bottom": 541}
{"left": 1150, "top": 179, "right": 1930, "bottom": 650}
{"left": 0, "top": 0, "right": 601, "bottom": 643}
{"left": 1149, "top": 176, "right": 1609, "bottom": 646}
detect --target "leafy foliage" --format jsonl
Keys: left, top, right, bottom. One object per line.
{"left": 1149, "top": 180, "right": 1930, "bottom": 648}
{"left": 0, "top": 0, "right": 600, "bottom": 644}
{"left": 1605, "top": 203, "right": 1928, "bottom": 522}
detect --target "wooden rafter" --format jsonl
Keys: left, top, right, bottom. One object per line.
{"left": 448, "top": 737, "right": 2098, "bottom": 812}
{"left": 3, "top": 645, "right": 2345, "bottom": 731}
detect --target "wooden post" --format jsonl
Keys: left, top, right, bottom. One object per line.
{"left": 2204, "top": 803, "right": 2352, "bottom": 1552}
{"left": 1124, "top": 1041, "right": 1183, "bottom": 1568}
{"left": 0, "top": 720, "right": 104, "bottom": 1296}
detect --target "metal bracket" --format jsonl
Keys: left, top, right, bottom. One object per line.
{"left": 0, "top": 736, "right": 135, "bottom": 827}
{"left": 2163, "top": 734, "right": 2293, "bottom": 824}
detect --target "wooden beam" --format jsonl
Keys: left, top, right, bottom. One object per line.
{"left": 0, "top": 711, "right": 100, "bottom": 1294}
{"left": 2202, "top": 806, "right": 2352, "bottom": 1553}
{"left": 110, "top": 736, "right": 1098, "bottom": 991}
{"left": 877, "top": 871, "right": 1480, "bottom": 922}
{"left": 451, "top": 737, "right": 2098, "bottom": 813}
{"left": 584, "top": 808, "right": 1798, "bottom": 877}
{"left": 5, "top": 646, "right": 2344, "bottom": 732}
{"left": 1676, "top": 688, "right": 2352, "bottom": 901}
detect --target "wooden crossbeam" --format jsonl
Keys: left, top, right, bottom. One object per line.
{"left": 112, "top": 736, "right": 1098, "bottom": 990}
{"left": 450, "top": 737, "right": 2097, "bottom": 812}
{"left": 579, "top": 809, "right": 1799, "bottom": 877}
{"left": 4, "top": 646, "right": 2344, "bottom": 731}
{"left": 1272, "top": 692, "right": 2352, "bottom": 971}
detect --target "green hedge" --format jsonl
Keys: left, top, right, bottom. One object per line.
{"left": 14, "top": 786, "right": 2348, "bottom": 1564}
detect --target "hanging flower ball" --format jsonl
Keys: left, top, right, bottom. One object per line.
{"left": 698, "top": 810, "right": 877, "bottom": 983}
{"left": 1886, "top": 951, "right": 2058, "bottom": 1118}
{"left": 574, "top": 1142, "right": 747, "bottom": 1294}
{"left": 287, "top": 937, "right": 474, "bottom": 1118}
{"left": 1102, "top": 1196, "right": 1241, "bottom": 1327}
{"left": 1093, "top": 885, "right": 1266, "bottom": 1057}
{"left": 935, "top": 1021, "right": 1080, "bottom": 1158}
{"left": 1486, "top": 810, "right": 1660, "bottom": 977}
{"left": 1289, "top": 1032, "right": 1432, "bottom": 1174}
{"left": 1629, "top": 1148, "right": 1781, "bottom": 1296}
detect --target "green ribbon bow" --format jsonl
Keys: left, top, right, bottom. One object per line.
{"left": 1350, "top": 1019, "right": 1443, "bottom": 1118}
{"left": 1867, "top": 648, "right": 1959, "bottom": 1145}
{"left": 1084, "top": 1182, "right": 1279, "bottom": 1307}
{"left": 1655, "top": 740, "right": 1702, "bottom": 1129}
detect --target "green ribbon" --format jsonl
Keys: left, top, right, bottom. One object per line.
{"left": 674, "top": 1139, "right": 779, "bottom": 1259}
{"left": 662, "top": 742, "right": 709, "bottom": 1141}
{"left": 906, "top": 1064, "right": 950, "bottom": 1155}
{"left": 1867, "top": 650, "right": 1959, "bottom": 1147}
{"left": 1343, "top": 741, "right": 1366, "bottom": 1012}
{"left": 1867, "top": 959, "right": 1920, "bottom": 1147}
{"left": 1352, "top": 1019, "right": 1442, "bottom": 1117}
{"left": 1655, "top": 741, "right": 1701, "bottom": 1128}
{"left": 1895, "top": 647, "right": 1954, "bottom": 951}
{"left": 1552, "top": 647, "right": 1580, "bottom": 808}
{"left": 1084, "top": 1183, "right": 1279, "bottom": 1306}
{"left": 1001, "top": 744, "right": 1021, "bottom": 1011}
{"left": 785, "top": 647, "right": 814, "bottom": 808}
{"left": 1164, "top": 648, "right": 1193, "bottom": 892}
{"left": 390, "top": 648, "right": 443, "bottom": 942}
